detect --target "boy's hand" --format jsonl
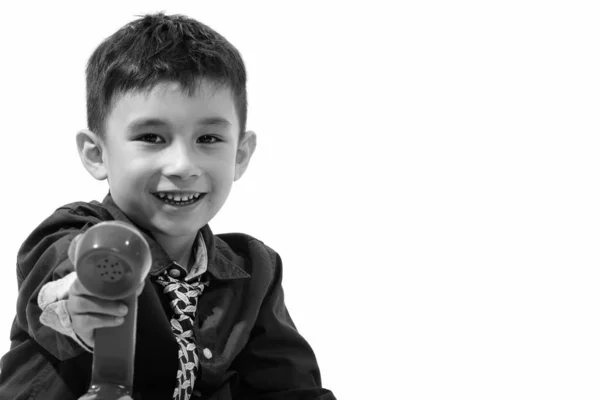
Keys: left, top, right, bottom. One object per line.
{"left": 66, "top": 277, "right": 131, "bottom": 349}
{"left": 66, "top": 233, "right": 144, "bottom": 349}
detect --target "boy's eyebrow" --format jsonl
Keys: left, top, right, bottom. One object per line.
{"left": 127, "top": 117, "right": 231, "bottom": 130}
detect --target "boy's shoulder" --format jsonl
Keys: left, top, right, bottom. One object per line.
{"left": 214, "top": 232, "right": 281, "bottom": 277}
{"left": 215, "top": 231, "right": 275, "bottom": 255}
{"left": 21, "top": 199, "right": 115, "bottom": 245}
{"left": 56, "top": 198, "right": 115, "bottom": 220}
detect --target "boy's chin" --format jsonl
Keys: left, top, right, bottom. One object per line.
{"left": 152, "top": 223, "right": 203, "bottom": 237}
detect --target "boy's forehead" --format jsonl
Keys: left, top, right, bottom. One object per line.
{"left": 117, "top": 79, "right": 230, "bottom": 105}
{"left": 107, "top": 79, "right": 238, "bottom": 130}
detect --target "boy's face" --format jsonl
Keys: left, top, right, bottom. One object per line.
{"left": 80, "top": 79, "right": 255, "bottom": 240}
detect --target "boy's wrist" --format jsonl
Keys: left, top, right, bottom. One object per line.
{"left": 38, "top": 271, "right": 77, "bottom": 310}
{"left": 37, "top": 271, "right": 93, "bottom": 353}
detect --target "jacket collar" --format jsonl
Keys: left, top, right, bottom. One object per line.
{"left": 100, "top": 192, "right": 250, "bottom": 281}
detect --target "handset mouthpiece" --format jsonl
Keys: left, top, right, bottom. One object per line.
{"left": 73, "top": 220, "right": 151, "bottom": 300}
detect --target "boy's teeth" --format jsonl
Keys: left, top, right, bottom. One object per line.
{"left": 156, "top": 192, "right": 201, "bottom": 201}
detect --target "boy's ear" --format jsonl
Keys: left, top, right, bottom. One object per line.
{"left": 76, "top": 129, "right": 108, "bottom": 181}
{"left": 234, "top": 130, "right": 257, "bottom": 181}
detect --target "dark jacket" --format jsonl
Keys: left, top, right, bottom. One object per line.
{"left": 0, "top": 193, "right": 335, "bottom": 400}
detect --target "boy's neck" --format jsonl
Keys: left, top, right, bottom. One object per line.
{"left": 152, "top": 232, "right": 196, "bottom": 270}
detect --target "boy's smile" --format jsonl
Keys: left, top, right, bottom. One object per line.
{"left": 77, "top": 79, "right": 256, "bottom": 265}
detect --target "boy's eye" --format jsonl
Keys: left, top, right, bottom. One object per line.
{"left": 138, "top": 134, "right": 163, "bottom": 143}
{"left": 198, "top": 135, "right": 221, "bottom": 144}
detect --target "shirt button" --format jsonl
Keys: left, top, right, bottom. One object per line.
{"left": 168, "top": 268, "right": 181, "bottom": 278}
{"left": 203, "top": 348, "right": 212, "bottom": 359}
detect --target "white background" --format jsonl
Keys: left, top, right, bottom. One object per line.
{"left": 0, "top": 1, "right": 599, "bottom": 399}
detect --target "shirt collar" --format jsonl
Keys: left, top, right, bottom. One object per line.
{"left": 99, "top": 191, "right": 251, "bottom": 281}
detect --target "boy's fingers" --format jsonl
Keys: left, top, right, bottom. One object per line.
{"left": 73, "top": 314, "right": 125, "bottom": 331}
{"left": 68, "top": 294, "right": 129, "bottom": 318}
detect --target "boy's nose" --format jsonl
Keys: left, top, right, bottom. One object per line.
{"left": 163, "top": 144, "right": 202, "bottom": 180}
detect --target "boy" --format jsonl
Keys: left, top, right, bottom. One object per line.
{"left": 0, "top": 12, "right": 336, "bottom": 400}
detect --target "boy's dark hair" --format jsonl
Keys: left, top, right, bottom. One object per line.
{"left": 86, "top": 12, "right": 247, "bottom": 141}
